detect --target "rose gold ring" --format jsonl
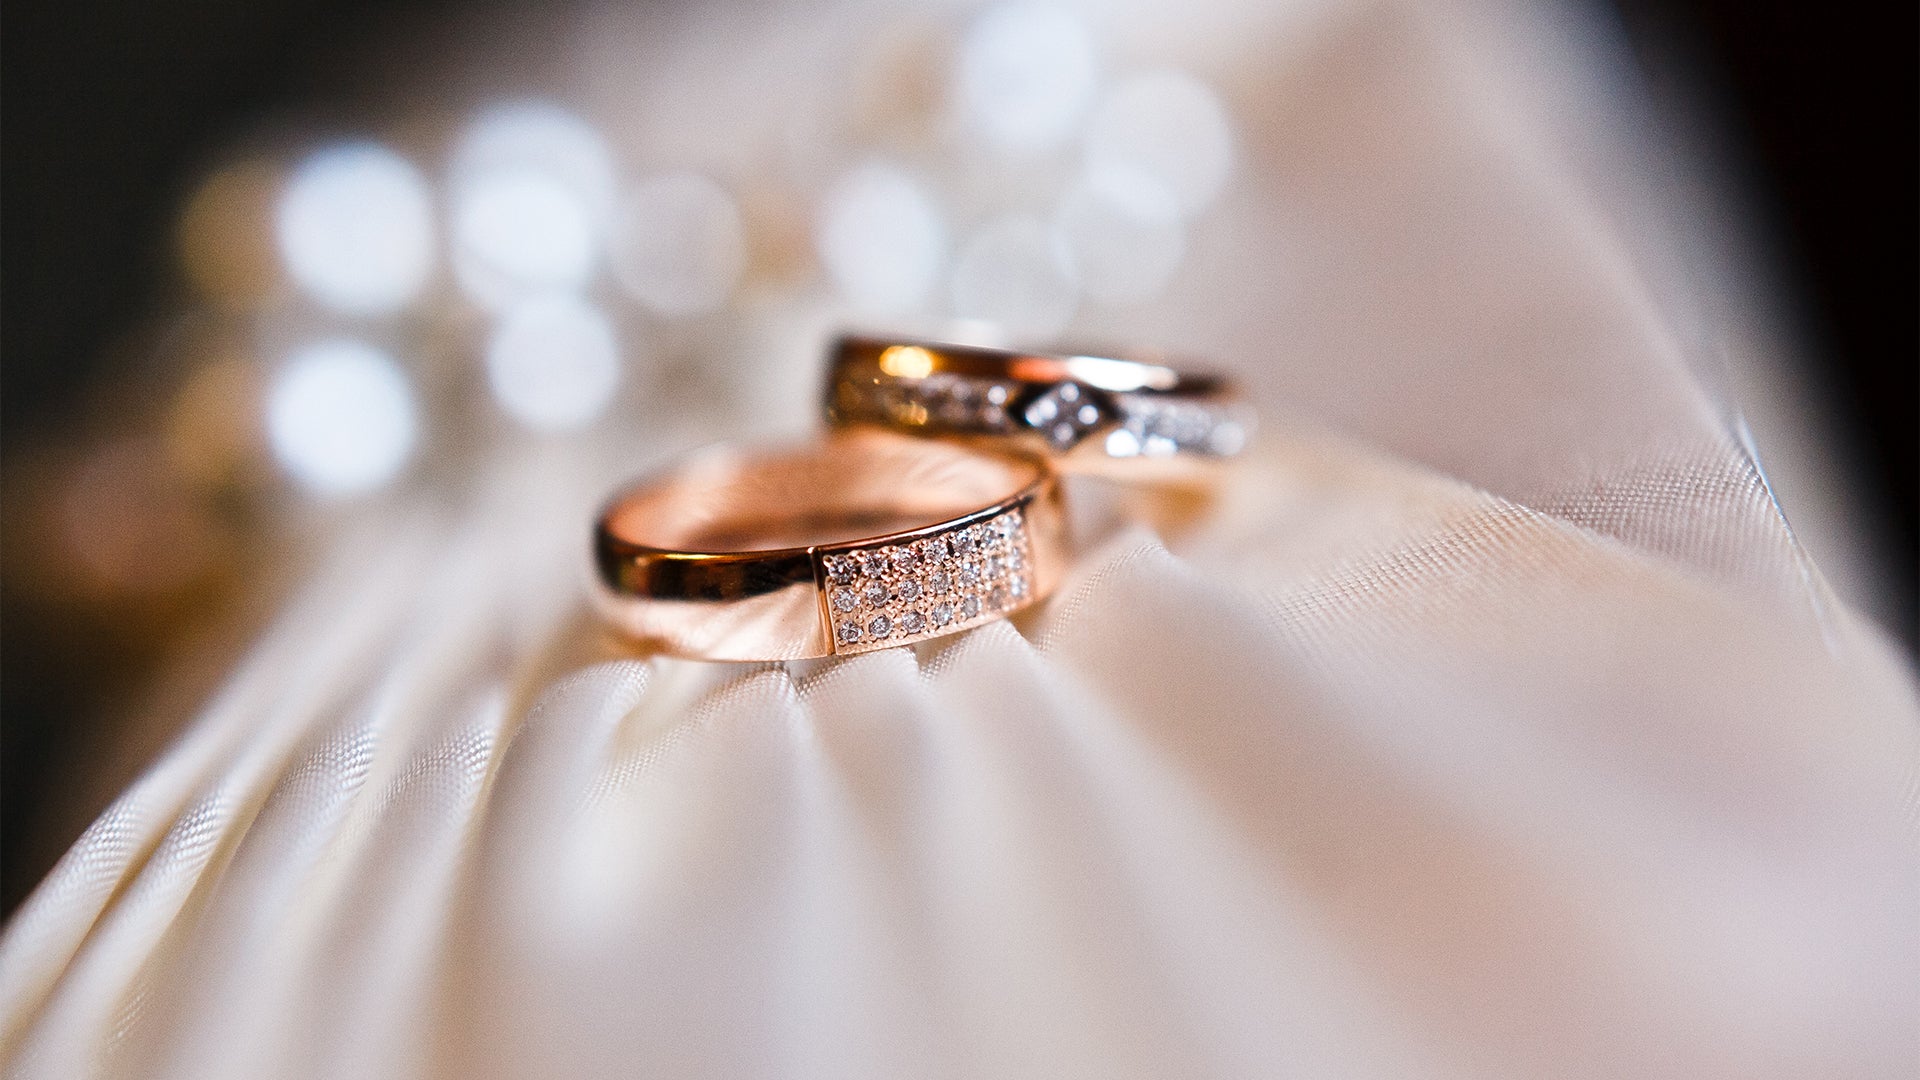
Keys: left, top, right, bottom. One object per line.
{"left": 825, "top": 334, "right": 1254, "bottom": 478}
{"left": 592, "top": 429, "right": 1067, "bottom": 661}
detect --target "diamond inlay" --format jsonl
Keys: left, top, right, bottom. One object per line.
{"left": 820, "top": 504, "right": 1035, "bottom": 654}
{"left": 1021, "top": 381, "right": 1111, "bottom": 450}
{"left": 834, "top": 368, "right": 1248, "bottom": 460}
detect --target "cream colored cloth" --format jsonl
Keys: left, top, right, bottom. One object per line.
{"left": 3, "top": 2, "right": 1916, "bottom": 1078}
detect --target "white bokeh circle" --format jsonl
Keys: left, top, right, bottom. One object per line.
{"left": 1084, "top": 71, "right": 1235, "bottom": 219}
{"left": 485, "top": 295, "right": 622, "bottom": 433}
{"left": 448, "top": 101, "right": 616, "bottom": 309}
{"left": 610, "top": 173, "right": 746, "bottom": 318}
{"left": 276, "top": 142, "right": 435, "bottom": 316}
{"left": 267, "top": 339, "right": 418, "bottom": 497}
{"left": 817, "top": 162, "right": 948, "bottom": 314}
{"left": 450, "top": 100, "right": 617, "bottom": 220}
{"left": 1052, "top": 168, "right": 1186, "bottom": 304}
{"left": 451, "top": 170, "right": 598, "bottom": 309}
{"left": 955, "top": 4, "right": 1099, "bottom": 152}
{"left": 950, "top": 214, "right": 1078, "bottom": 339}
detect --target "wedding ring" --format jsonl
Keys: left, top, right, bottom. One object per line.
{"left": 593, "top": 430, "right": 1066, "bottom": 660}
{"left": 825, "top": 335, "right": 1253, "bottom": 476}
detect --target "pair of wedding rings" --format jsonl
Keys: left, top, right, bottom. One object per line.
{"left": 591, "top": 335, "right": 1252, "bottom": 661}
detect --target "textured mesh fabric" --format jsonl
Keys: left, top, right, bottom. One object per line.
{"left": 3, "top": 2, "right": 1914, "bottom": 1077}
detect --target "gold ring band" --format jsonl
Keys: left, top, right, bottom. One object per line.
{"left": 825, "top": 334, "right": 1253, "bottom": 476}
{"left": 592, "top": 430, "right": 1066, "bottom": 660}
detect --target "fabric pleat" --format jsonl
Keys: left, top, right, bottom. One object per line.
{"left": 4, "top": 2, "right": 1915, "bottom": 1077}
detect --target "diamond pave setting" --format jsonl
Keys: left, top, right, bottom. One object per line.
{"left": 819, "top": 506, "right": 1033, "bottom": 655}
{"left": 833, "top": 370, "right": 1244, "bottom": 458}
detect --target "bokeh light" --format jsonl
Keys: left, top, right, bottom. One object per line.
{"left": 1051, "top": 168, "right": 1186, "bottom": 304}
{"left": 276, "top": 142, "right": 435, "bottom": 316}
{"left": 878, "top": 344, "right": 936, "bottom": 379}
{"left": 449, "top": 101, "right": 615, "bottom": 309}
{"left": 1083, "top": 71, "right": 1235, "bottom": 218}
{"left": 610, "top": 172, "right": 746, "bottom": 317}
{"left": 485, "top": 294, "right": 621, "bottom": 433}
{"left": 950, "top": 214, "right": 1077, "bottom": 339}
{"left": 177, "top": 159, "right": 282, "bottom": 311}
{"left": 165, "top": 354, "right": 262, "bottom": 490}
{"left": 450, "top": 100, "right": 618, "bottom": 220}
{"left": 62, "top": 438, "right": 222, "bottom": 599}
{"left": 954, "top": 4, "right": 1098, "bottom": 153}
{"left": 267, "top": 339, "right": 418, "bottom": 497}
{"left": 451, "top": 170, "right": 598, "bottom": 309}
{"left": 817, "top": 161, "right": 947, "bottom": 314}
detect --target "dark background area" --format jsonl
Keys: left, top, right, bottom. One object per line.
{"left": 3, "top": 0, "right": 1915, "bottom": 917}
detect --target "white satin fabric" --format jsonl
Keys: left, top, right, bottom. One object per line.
{"left": 3, "top": 2, "right": 1915, "bottom": 1078}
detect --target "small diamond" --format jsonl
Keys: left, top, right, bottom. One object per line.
{"left": 992, "top": 514, "right": 1015, "bottom": 538}
{"left": 1209, "top": 419, "right": 1247, "bottom": 456}
{"left": 960, "top": 595, "right": 982, "bottom": 619}
{"left": 938, "top": 382, "right": 975, "bottom": 424}
{"left": 837, "top": 623, "right": 863, "bottom": 645}
{"left": 890, "top": 546, "right": 916, "bottom": 571}
{"left": 989, "top": 585, "right": 1008, "bottom": 609}
{"left": 927, "top": 569, "right": 951, "bottom": 593}
{"left": 861, "top": 551, "right": 889, "bottom": 578}
{"left": 831, "top": 588, "right": 858, "bottom": 613}
{"left": 867, "top": 614, "right": 892, "bottom": 638}
{"left": 863, "top": 581, "right": 888, "bottom": 607}
{"left": 931, "top": 603, "right": 954, "bottom": 626}
{"left": 894, "top": 578, "right": 921, "bottom": 603}
{"left": 917, "top": 536, "right": 950, "bottom": 562}
{"left": 985, "top": 554, "right": 1005, "bottom": 578}
{"left": 959, "top": 561, "right": 981, "bottom": 586}
{"left": 826, "top": 556, "right": 856, "bottom": 585}
{"left": 953, "top": 527, "right": 977, "bottom": 554}
{"left": 1006, "top": 547, "right": 1024, "bottom": 570}
{"left": 1023, "top": 383, "right": 1108, "bottom": 448}
{"left": 1010, "top": 575, "right": 1028, "bottom": 598}
{"left": 986, "top": 384, "right": 1011, "bottom": 405}
{"left": 899, "top": 610, "right": 925, "bottom": 633}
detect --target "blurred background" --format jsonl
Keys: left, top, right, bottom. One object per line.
{"left": 3, "top": 0, "right": 1913, "bottom": 922}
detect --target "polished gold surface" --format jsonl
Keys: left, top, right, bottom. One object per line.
{"left": 826, "top": 334, "right": 1254, "bottom": 478}
{"left": 593, "top": 429, "right": 1065, "bottom": 660}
